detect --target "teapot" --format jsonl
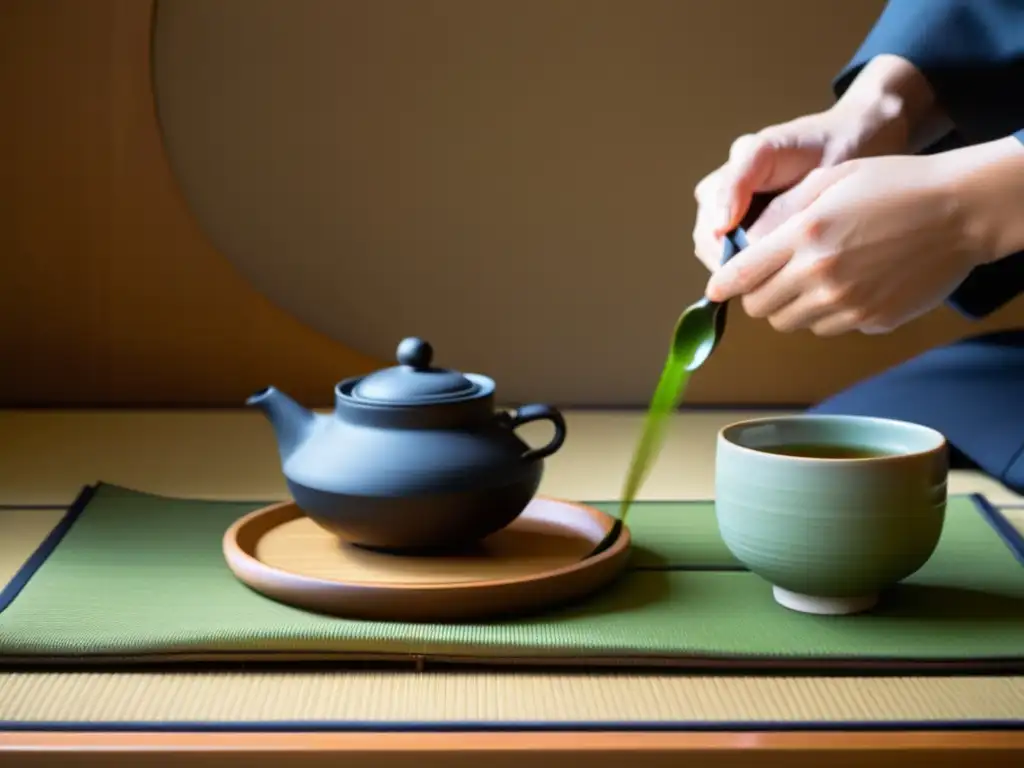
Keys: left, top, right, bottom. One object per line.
{"left": 247, "top": 337, "right": 566, "bottom": 551}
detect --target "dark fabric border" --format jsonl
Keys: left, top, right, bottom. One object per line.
{"left": 0, "top": 484, "right": 96, "bottom": 615}
{"left": 971, "top": 493, "right": 1024, "bottom": 565}
{"left": 0, "top": 718, "right": 1020, "bottom": 733}
{"left": 0, "top": 652, "right": 1019, "bottom": 675}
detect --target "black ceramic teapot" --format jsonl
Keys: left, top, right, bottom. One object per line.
{"left": 247, "top": 337, "right": 566, "bottom": 551}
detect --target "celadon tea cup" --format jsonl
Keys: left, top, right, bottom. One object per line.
{"left": 715, "top": 414, "right": 948, "bottom": 616}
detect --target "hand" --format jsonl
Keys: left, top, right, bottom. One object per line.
{"left": 692, "top": 102, "right": 911, "bottom": 274}
{"left": 692, "top": 54, "right": 944, "bottom": 274}
{"left": 703, "top": 152, "right": 994, "bottom": 336}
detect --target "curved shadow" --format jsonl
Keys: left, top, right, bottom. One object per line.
{"left": 145, "top": 0, "right": 384, "bottom": 376}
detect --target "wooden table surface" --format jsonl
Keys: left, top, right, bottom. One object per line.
{"left": 0, "top": 408, "right": 1021, "bottom": 766}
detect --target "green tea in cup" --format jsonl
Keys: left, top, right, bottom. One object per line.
{"left": 715, "top": 414, "right": 948, "bottom": 616}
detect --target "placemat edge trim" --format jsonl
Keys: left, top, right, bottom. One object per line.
{"left": 1, "top": 651, "right": 1020, "bottom": 672}
{"left": 0, "top": 484, "right": 97, "bottom": 615}
{"left": 1, "top": 718, "right": 1021, "bottom": 733}
{"left": 971, "top": 493, "right": 1024, "bottom": 565}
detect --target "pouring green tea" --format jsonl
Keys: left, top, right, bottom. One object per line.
{"left": 616, "top": 227, "right": 747, "bottom": 525}
{"left": 614, "top": 195, "right": 773, "bottom": 533}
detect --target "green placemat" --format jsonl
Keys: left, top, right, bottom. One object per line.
{"left": 587, "top": 500, "right": 742, "bottom": 569}
{"left": 0, "top": 484, "right": 1021, "bottom": 672}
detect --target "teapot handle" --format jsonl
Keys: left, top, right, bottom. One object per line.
{"left": 503, "top": 403, "right": 567, "bottom": 462}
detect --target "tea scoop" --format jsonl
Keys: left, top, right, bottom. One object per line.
{"left": 670, "top": 192, "right": 774, "bottom": 373}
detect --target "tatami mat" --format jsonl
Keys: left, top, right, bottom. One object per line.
{"left": 1, "top": 409, "right": 1022, "bottom": 729}
{"left": 1, "top": 672, "right": 1022, "bottom": 725}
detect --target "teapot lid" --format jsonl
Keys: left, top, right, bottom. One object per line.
{"left": 351, "top": 337, "right": 482, "bottom": 404}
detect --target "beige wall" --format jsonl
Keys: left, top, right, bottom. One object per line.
{"left": 2, "top": 0, "right": 1021, "bottom": 408}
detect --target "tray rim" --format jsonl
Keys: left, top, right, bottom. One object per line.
{"left": 221, "top": 496, "right": 633, "bottom": 620}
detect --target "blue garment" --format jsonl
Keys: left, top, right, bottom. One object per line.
{"left": 810, "top": 0, "right": 1024, "bottom": 491}
{"left": 811, "top": 330, "right": 1024, "bottom": 488}
{"left": 834, "top": 0, "right": 1024, "bottom": 320}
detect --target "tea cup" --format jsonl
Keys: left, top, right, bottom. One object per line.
{"left": 715, "top": 414, "right": 948, "bottom": 615}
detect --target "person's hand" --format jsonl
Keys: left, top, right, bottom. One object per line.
{"left": 692, "top": 54, "right": 946, "bottom": 277}
{"left": 703, "top": 151, "right": 999, "bottom": 336}
{"left": 692, "top": 101, "right": 911, "bottom": 274}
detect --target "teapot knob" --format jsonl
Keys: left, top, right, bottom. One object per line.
{"left": 397, "top": 337, "right": 433, "bottom": 370}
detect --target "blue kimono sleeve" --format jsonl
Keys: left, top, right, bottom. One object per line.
{"left": 832, "top": 0, "right": 1024, "bottom": 319}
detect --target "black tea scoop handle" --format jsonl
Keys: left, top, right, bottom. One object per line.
{"left": 704, "top": 191, "right": 776, "bottom": 308}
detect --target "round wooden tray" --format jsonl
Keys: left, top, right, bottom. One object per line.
{"left": 222, "top": 497, "right": 632, "bottom": 622}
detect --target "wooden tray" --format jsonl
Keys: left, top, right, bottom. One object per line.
{"left": 222, "top": 497, "right": 632, "bottom": 622}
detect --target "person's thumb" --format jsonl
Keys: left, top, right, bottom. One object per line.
{"left": 715, "top": 124, "right": 826, "bottom": 236}
{"left": 714, "top": 134, "right": 776, "bottom": 235}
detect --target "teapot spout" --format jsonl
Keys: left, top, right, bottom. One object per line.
{"left": 246, "top": 386, "right": 315, "bottom": 461}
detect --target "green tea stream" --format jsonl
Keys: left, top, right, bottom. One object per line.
{"left": 617, "top": 333, "right": 701, "bottom": 524}
{"left": 614, "top": 198, "right": 768, "bottom": 530}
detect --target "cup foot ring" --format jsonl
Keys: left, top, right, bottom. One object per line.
{"left": 772, "top": 586, "right": 879, "bottom": 616}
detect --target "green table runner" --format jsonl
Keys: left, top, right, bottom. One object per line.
{"left": 0, "top": 483, "right": 1021, "bottom": 672}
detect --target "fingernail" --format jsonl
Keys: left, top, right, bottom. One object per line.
{"left": 705, "top": 279, "right": 723, "bottom": 302}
